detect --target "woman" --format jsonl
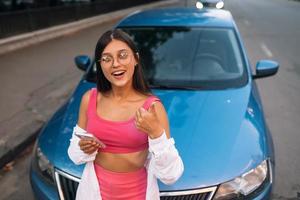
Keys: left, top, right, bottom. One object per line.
{"left": 68, "top": 29, "right": 184, "bottom": 200}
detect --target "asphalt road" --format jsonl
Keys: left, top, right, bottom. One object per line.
{"left": 225, "top": 0, "right": 300, "bottom": 199}
{"left": 0, "top": 0, "right": 300, "bottom": 199}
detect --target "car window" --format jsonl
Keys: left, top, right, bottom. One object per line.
{"left": 87, "top": 27, "right": 247, "bottom": 90}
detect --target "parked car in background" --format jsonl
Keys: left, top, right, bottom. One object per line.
{"left": 30, "top": 7, "right": 278, "bottom": 200}
{"left": 196, "top": 0, "right": 224, "bottom": 9}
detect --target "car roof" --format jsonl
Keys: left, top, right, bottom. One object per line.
{"left": 117, "top": 7, "right": 234, "bottom": 28}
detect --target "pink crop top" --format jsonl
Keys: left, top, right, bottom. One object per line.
{"left": 86, "top": 88, "right": 161, "bottom": 153}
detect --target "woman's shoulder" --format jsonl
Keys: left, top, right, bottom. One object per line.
{"left": 80, "top": 88, "right": 97, "bottom": 106}
{"left": 81, "top": 89, "right": 92, "bottom": 101}
{"left": 142, "top": 93, "right": 162, "bottom": 110}
{"left": 146, "top": 93, "right": 161, "bottom": 102}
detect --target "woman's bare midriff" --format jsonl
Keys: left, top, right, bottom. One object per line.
{"left": 93, "top": 92, "right": 151, "bottom": 172}
{"left": 94, "top": 149, "right": 148, "bottom": 172}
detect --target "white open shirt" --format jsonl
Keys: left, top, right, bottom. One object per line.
{"left": 68, "top": 125, "right": 184, "bottom": 200}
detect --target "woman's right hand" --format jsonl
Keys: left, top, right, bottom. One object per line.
{"left": 78, "top": 138, "right": 102, "bottom": 154}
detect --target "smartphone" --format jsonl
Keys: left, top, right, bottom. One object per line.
{"left": 74, "top": 132, "right": 105, "bottom": 147}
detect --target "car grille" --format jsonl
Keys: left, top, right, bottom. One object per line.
{"left": 55, "top": 169, "right": 217, "bottom": 200}
{"left": 160, "top": 187, "right": 217, "bottom": 200}
{"left": 54, "top": 170, "right": 80, "bottom": 200}
{"left": 160, "top": 192, "right": 212, "bottom": 200}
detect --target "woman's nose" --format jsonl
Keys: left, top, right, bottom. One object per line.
{"left": 112, "top": 57, "right": 120, "bottom": 68}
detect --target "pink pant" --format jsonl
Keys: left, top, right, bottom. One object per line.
{"left": 94, "top": 163, "right": 147, "bottom": 200}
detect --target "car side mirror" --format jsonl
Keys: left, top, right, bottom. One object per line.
{"left": 75, "top": 55, "right": 91, "bottom": 71}
{"left": 253, "top": 60, "right": 279, "bottom": 79}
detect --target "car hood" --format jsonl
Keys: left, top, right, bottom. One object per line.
{"left": 39, "top": 81, "right": 267, "bottom": 191}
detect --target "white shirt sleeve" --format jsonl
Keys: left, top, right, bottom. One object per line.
{"left": 148, "top": 130, "right": 184, "bottom": 185}
{"left": 67, "top": 125, "right": 97, "bottom": 165}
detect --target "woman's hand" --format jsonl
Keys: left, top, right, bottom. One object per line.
{"left": 78, "top": 138, "right": 102, "bottom": 154}
{"left": 135, "top": 103, "right": 164, "bottom": 139}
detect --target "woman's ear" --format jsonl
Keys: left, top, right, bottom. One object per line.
{"left": 134, "top": 52, "right": 139, "bottom": 67}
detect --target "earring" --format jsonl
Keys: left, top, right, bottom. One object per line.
{"left": 134, "top": 64, "right": 138, "bottom": 68}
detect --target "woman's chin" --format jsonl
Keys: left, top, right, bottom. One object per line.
{"left": 111, "top": 79, "right": 131, "bottom": 88}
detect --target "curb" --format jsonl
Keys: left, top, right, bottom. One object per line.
{"left": 0, "top": 128, "right": 41, "bottom": 169}
{"left": 0, "top": 0, "right": 179, "bottom": 169}
{"left": 0, "top": 0, "right": 178, "bottom": 56}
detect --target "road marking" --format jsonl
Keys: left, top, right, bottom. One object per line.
{"left": 261, "top": 43, "right": 273, "bottom": 58}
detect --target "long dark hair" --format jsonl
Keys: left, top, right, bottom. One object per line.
{"left": 94, "top": 29, "right": 151, "bottom": 96}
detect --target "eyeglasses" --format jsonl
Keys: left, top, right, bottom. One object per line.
{"left": 99, "top": 49, "right": 132, "bottom": 68}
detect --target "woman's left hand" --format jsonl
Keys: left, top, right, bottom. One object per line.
{"left": 135, "top": 103, "right": 164, "bottom": 139}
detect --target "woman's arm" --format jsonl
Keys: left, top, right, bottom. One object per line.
{"left": 150, "top": 102, "right": 184, "bottom": 185}
{"left": 148, "top": 130, "right": 184, "bottom": 185}
{"left": 136, "top": 102, "right": 184, "bottom": 185}
{"left": 77, "top": 90, "right": 90, "bottom": 130}
{"left": 67, "top": 90, "right": 100, "bottom": 165}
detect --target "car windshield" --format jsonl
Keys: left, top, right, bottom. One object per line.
{"left": 86, "top": 27, "right": 248, "bottom": 90}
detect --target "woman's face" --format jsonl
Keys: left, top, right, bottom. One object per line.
{"left": 100, "top": 39, "right": 137, "bottom": 89}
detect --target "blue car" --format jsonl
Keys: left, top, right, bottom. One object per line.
{"left": 30, "top": 8, "right": 279, "bottom": 200}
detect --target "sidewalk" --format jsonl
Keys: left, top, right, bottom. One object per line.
{"left": 0, "top": 0, "right": 179, "bottom": 169}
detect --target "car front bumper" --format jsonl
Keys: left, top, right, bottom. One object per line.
{"left": 30, "top": 164, "right": 274, "bottom": 200}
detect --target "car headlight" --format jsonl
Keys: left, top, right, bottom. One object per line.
{"left": 196, "top": 2, "right": 204, "bottom": 9}
{"left": 32, "top": 142, "right": 55, "bottom": 184}
{"left": 216, "top": 1, "right": 224, "bottom": 9}
{"left": 214, "top": 159, "right": 269, "bottom": 199}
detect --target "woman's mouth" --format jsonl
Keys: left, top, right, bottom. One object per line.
{"left": 111, "top": 70, "right": 126, "bottom": 80}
